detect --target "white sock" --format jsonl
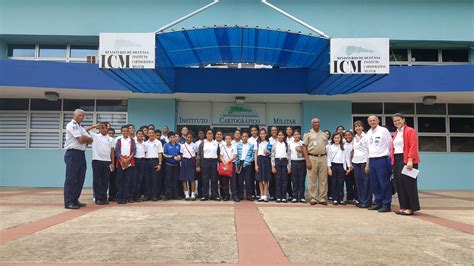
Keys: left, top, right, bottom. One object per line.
{"left": 191, "top": 192, "right": 195, "bottom": 197}
{"left": 185, "top": 191, "right": 190, "bottom": 198}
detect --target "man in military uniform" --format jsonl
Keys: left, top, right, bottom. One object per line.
{"left": 64, "top": 109, "right": 93, "bottom": 209}
{"left": 303, "top": 118, "right": 329, "bottom": 205}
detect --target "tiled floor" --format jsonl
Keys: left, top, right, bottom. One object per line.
{"left": 0, "top": 187, "right": 473, "bottom": 265}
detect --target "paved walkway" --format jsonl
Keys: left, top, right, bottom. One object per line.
{"left": 0, "top": 187, "right": 473, "bottom": 265}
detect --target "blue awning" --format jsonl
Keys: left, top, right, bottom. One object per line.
{"left": 105, "top": 27, "right": 382, "bottom": 95}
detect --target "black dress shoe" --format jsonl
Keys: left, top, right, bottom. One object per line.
{"left": 310, "top": 201, "right": 317, "bottom": 205}
{"left": 368, "top": 205, "right": 382, "bottom": 211}
{"left": 117, "top": 200, "right": 127, "bottom": 204}
{"left": 95, "top": 200, "right": 106, "bottom": 205}
{"left": 223, "top": 197, "right": 230, "bottom": 202}
{"left": 378, "top": 206, "right": 391, "bottom": 213}
{"left": 200, "top": 197, "right": 208, "bottom": 201}
{"left": 65, "top": 204, "right": 80, "bottom": 209}
{"left": 233, "top": 198, "right": 240, "bottom": 202}
{"left": 75, "top": 201, "right": 87, "bottom": 207}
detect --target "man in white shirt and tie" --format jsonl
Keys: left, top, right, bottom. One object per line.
{"left": 365, "top": 115, "right": 393, "bottom": 213}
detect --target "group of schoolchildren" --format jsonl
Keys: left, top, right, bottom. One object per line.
{"left": 88, "top": 122, "right": 361, "bottom": 206}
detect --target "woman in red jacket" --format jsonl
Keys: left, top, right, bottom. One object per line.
{"left": 391, "top": 113, "right": 421, "bottom": 215}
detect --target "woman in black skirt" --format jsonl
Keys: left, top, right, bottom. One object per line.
{"left": 255, "top": 128, "right": 272, "bottom": 202}
{"left": 391, "top": 113, "right": 421, "bottom": 215}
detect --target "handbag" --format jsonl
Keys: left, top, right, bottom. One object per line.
{"left": 218, "top": 147, "right": 234, "bottom": 177}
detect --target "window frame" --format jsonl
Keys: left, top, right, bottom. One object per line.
{"left": 389, "top": 48, "right": 470, "bottom": 66}
{"left": 352, "top": 102, "right": 474, "bottom": 153}
{"left": 7, "top": 44, "right": 98, "bottom": 63}
{"left": 0, "top": 98, "right": 127, "bottom": 150}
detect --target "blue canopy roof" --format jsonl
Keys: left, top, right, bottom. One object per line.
{"left": 105, "top": 27, "right": 382, "bottom": 95}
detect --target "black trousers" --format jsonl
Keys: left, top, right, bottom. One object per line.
{"left": 252, "top": 161, "right": 260, "bottom": 196}
{"left": 286, "top": 169, "right": 293, "bottom": 198}
{"left": 145, "top": 159, "right": 161, "bottom": 199}
{"left": 274, "top": 159, "right": 289, "bottom": 199}
{"left": 201, "top": 158, "right": 218, "bottom": 198}
{"left": 116, "top": 166, "right": 132, "bottom": 201}
{"left": 269, "top": 173, "right": 276, "bottom": 198}
{"left": 108, "top": 157, "right": 117, "bottom": 199}
{"left": 393, "top": 154, "right": 420, "bottom": 211}
{"left": 64, "top": 149, "right": 86, "bottom": 206}
{"left": 235, "top": 163, "right": 253, "bottom": 199}
{"left": 132, "top": 158, "right": 145, "bottom": 200}
{"left": 330, "top": 163, "right": 345, "bottom": 202}
{"left": 291, "top": 160, "right": 306, "bottom": 200}
{"left": 160, "top": 163, "right": 166, "bottom": 197}
{"left": 232, "top": 164, "right": 245, "bottom": 199}
{"left": 354, "top": 162, "right": 372, "bottom": 206}
{"left": 92, "top": 160, "right": 110, "bottom": 202}
{"left": 345, "top": 170, "right": 357, "bottom": 201}
{"left": 165, "top": 163, "right": 179, "bottom": 199}
{"left": 196, "top": 171, "right": 203, "bottom": 198}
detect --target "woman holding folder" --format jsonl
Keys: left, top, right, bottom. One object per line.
{"left": 391, "top": 113, "right": 421, "bottom": 215}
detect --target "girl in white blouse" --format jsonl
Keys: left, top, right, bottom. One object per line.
{"left": 271, "top": 131, "right": 292, "bottom": 203}
{"left": 327, "top": 132, "right": 351, "bottom": 205}
{"left": 352, "top": 121, "right": 372, "bottom": 208}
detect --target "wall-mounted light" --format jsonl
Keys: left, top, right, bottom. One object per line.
{"left": 422, "top": 95, "right": 437, "bottom": 105}
{"left": 235, "top": 96, "right": 245, "bottom": 104}
{"left": 45, "top": 91, "right": 60, "bottom": 101}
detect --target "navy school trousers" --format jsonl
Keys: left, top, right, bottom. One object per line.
{"left": 64, "top": 149, "right": 87, "bottom": 206}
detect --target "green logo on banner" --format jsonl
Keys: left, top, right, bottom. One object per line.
{"left": 228, "top": 106, "right": 252, "bottom": 114}
{"left": 345, "top": 46, "right": 374, "bottom": 56}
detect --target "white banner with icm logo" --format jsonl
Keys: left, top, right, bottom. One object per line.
{"left": 330, "top": 38, "right": 389, "bottom": 74}
{"left": 99, "top": 33, "right": 155, "bottom": 69}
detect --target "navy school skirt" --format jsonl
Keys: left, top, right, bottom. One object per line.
{"left": 179, "top": 158, "right": 196, "bottom": 181}
{"left": 256, "top": 156, "right": 272, "bottom": 181}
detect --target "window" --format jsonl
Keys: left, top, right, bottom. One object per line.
{"left": 63, "top": 99, "right": 95, "bottom": 111}
{"left": 419, "top": 136, "right": 447, "bottom": 152}
{"left": 30, "top": 99, "right": 61, "bottom": 111}
{"left": 389, "top": 47, "right": 469, "bottom": 66}
{"left": 448, "top": 104, "right": 474, "bottom": 115}
{"left": 417, "top": 117, "right": 446, "bottom": 133}
{"left": 411, "top": 49, "right": 438, "bottom": 62}
{"left": 0, "top": 99, "right": 29, "bottom": 110}
{"left": 70, "top": 45, "right": 98, "bottom": 59}
{"left": 442, "top": 49, "right": 469, "bottom": 62}
{"left": 384, "top": 103, "right": 415, "bottom": 115}
{"left": 352, "top": 102, "right": 474, "bottom": 152}
{"left": 449, "top": 118, "right": 474, "bottom": 133}
{"left": 0, "top": 98, "right": 127, "bottom": 149}
{"left": 38, "top": 45, "right": 67, "bottom": 58}
{"left": 96, "top": 100, "right": 128, "bottom": 112}
{"left": 352, "top": 103, "right": 383, "bottom": 114}
{"left": 8, "top": 43, "right": 99, "bottom": 63}
{"left": 7, "top": 44, "right": 36, "bottom": 57}
{"left": 416, "top": 103, "right": 446, "bottom": 115}
{"left": 450, "top": 137, "right": 474, "bottom": 152}
{"left": 389, "top": 49, "right": 408, "bottom": 62}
